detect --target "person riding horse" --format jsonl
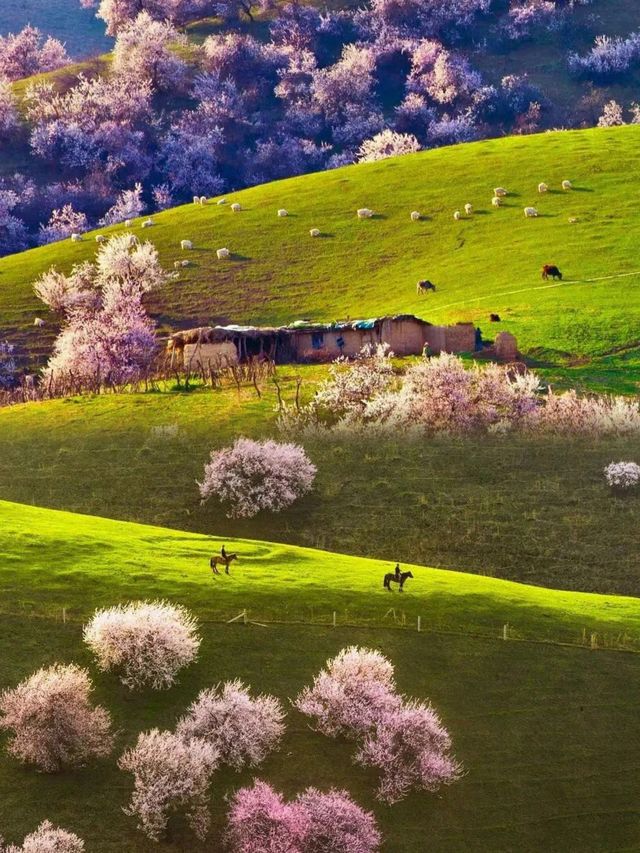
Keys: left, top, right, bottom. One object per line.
{"left": 210, "top": 545, "right": 238, "bottom": 575}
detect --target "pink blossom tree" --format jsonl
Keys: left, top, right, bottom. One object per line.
{"left": 355, "top": 700, "right": 461, "bottom": 803}
{"left": 225, "top": 782, "right": 382, "bottom": 852}
{"left": 38, "top": 204, "right": 89, "bottom": 245}
{"left": 357, "top": 129, "right": 420, "bottom": 162}
{"left": 99, "top": 183, "right": 145, "bottom": 225}
{"left": 176, "top": 680, "right": 285, "bottom": 769}
{"left": 0, "top": 81, "right": 19, "bottom": 139}
{"left": 0, "top": 26, "right": 69, "bottom": 81}
{"left": 119, "top": 730, "right": 218, "bottom": 840}
{"left": 198, "top": 438, "right": 316, "bottom": 518}
{"left": 84, "top": 600, "right": 200, "bottom": 689}
{"left": 0, "top": 663, "right": 113, "bottom": 772}
{"left": 112, "top": 13, "right": 188, "bottom": 91}
{"left": 0, "top": 820, "right": 85, "bottom": 853}
{"left": 295, "top": 646, "right": 401, "bottom": 739}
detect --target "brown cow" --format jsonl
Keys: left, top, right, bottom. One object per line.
{"left": 542, "top": 264, "right": 563, "bottom": 281}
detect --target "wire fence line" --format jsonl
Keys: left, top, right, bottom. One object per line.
{"left": 5, "top": 604, "right": 639, "bottom": 657}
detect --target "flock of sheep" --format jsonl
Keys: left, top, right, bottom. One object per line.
{"left": 63, "top": 178, "right": 577, "bottom": 274}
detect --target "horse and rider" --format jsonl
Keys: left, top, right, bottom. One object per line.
{"left": 210, "top": 544, "right": 238, "bottom": 575}
{"left": 384, "top": 562, "right": 413, "bottom": 591}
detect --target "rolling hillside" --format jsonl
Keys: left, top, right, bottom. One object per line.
{"left": 3, "top": 125, "right": 640, "bottom": 371}
{"left": 0, "top": 500, "right": 639, "bottom": 851}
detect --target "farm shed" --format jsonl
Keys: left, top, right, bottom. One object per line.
{"left": 167, "top": 315, "right": 476, "bottom": 368}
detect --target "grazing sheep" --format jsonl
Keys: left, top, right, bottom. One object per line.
{"left": 181, "top": 259, "right": 191, "bottom": 268}
{"left": 33, "top": 317, "right": 45, "bottom": 327}
{"left": 490, "top": 313, "right": 501, "bottom": 322}
{"left": 124, "top": 219, "right": 132, "bottom": 228}
{"left": 538, "top": 182, "right": 548, "bottom": 193}
{"left": 309, "top": 228, "right": 321, "bottom": 237}
{"left": 193, "top": 196, "right": 200, "bottom": 204}
{"left": 493, "top": 187, "right": 508, "bottom": 197}
{"left": 357, "top": 208, "right": 374, "bottom": 218}
{"left": 524, "top": 206, "right": 539, "bottom": 218}
{"left": 170, "top": 271, "right": 180, "bottom": 280}
{"left": 453, "top": 210, "right": 461, "bottom": 221}
{"left": 217, "top": 198, "right": 227, "bottom": 205}
{"left": 464, "top": 203, "right": 473, "bottom": 215}
{"left": 173, "top": 260, "right": 182, "bottom": 269}
{"left": 216, "top": 248, "right": 231, "bottom": 259}
{"left": 181, "top": 239, "right": 193, "bottom": 250}
{"left": 410, "top": 211, "right": 421, "bottom": 221}
{"left": 491, "top": 196, "right": 502, "bottom": 207}
{"left": 231, "top": 203, "right": 242, "bottom": 212}
{"left": 70, "top": 233, "right": 82, "bottom": 242}
{"left": 562, "top": 180, "right": 572, "bottom": 190}
{"left": 200, "top": 196, "right": 207, "bottom": 205}
{"left": 95, "top": 234, "right": 106, "bottom": 243}
{"left": 277, "top": 208, "right": 288, "bottom": 217}
{"left": 568, "top": 216, "right": 579, "bottom": 224}
{"left": 141, "top": 218, "right": 154, "bottom": 228}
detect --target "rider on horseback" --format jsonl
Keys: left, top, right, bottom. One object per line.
{"left": 394, "top": 563, "right": 401, "bottom": 582}
{"left": 221, "top": 545, "right": 227, "bottom": 561}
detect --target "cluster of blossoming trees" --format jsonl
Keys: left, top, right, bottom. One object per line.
{"left": 0, "top": 0, "right": 617, "bottom": 254}
{"left": 283, "top": 346, "right": 640, "bottom": 438}
{"left": 0, "top": 600, "right": 459, "bottom": 849}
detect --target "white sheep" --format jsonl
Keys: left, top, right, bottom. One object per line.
{"left": 410, "top": 211, "right": 421, "bottom": 221}
{"left": 181, "top": 259, "right": 190, "bottom": 267}
{"left": 524, "top": 206, "right": 538, "bottom": 218}
{"left": 538, "top": 182, "right": 548, "bottom": 193}
{"left": 217, "top": 198, "right": 227, "bottom": 205}
{"left": 453, "top": 210, "right": 461, "bottom": 221}
{"left": 70, "top": 233, "right": 82, "bottom": 242}
{"left": 493, "top": 187, "right": 508, "bottom": 197}
{"left": 95, "top": 234, "right": 106, "bottom": 243}
{"left": 216, "top": 248, "right": 231, "bottom": 259}
{"left": 181, "top": 239, "right": 193, "bottom": 250}
{"left": 173, "top": 260, "right": 182, "bottom": 269}
{"left": 491, "top": 196, "right": 502, "bottom": 207}
{"left": 200, "top": 196, "right": 207, "bottom": 205}
{"left": 124, "top": 219, "right": 133, "bottom": 228}
{"left": 568, "top": 216, "right": 579, "bottom": 224}
{"left": 562, "top": 179, "right": 572, "bottom": 191}
{"left": 309, "top": 228, "right": 321, "bottom": 237}
{"left": 193, "top": 196, "right": 200, "bottom": 204}
{"left": 357, "top": 208, "right": 374, "bottom": 218}
{"left": 231, "top": 203, "right": 242, "bottom": 212}
{"left": 277, "top": 209, "right": 288, "bottom": 217}
{"left": 464, "top": 203, "right": 473, "bottom": 215}
{"left": 170, "top": 271, "right": 180, "bottom": 280}
{"left": 33, "top": 317, "right": 45, "bottom": 327}
{"left": 141, "top": 218, "right": 154, "bottom": 228}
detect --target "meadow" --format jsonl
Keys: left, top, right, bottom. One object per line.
{"left": 4, "top": 125, "right": 640, "bottom": 382}
{"left": 0, "top": 500, "right": 639, "bottom": 851}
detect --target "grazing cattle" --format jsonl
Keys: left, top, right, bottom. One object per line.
{"left": 542, "top": 264, "right": 562, "bottom": 281}
{"left": 417, "top": 280, "right": 436, "bottom": 295}
{"left": 490, "top": 313, "right": 501, "bottom": 322}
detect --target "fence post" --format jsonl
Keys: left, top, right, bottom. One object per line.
{"left": 502, "top": 623, "right": 508, "bottom": 641}
{"left": 417, "top": 616, "right": 421, "bottom": 632}
{"left": 590, "top": 632, "right": 597, "bottom": 649}
{"left": 332, "top": 611, "right": 337, "bottom": 628}
{"left": 62, "top": 607, "right": 66, "bottom": 624}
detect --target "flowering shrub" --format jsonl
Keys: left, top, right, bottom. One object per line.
{"left": 355, "top": 700, "right": 462, "bottom": 803}
{"left": 0, "top": 82, "right": 19, "bottom": 139}
{"left": 119, "top": 730, "right": 218, "bottom": 841}
{"left": 38, "top": 205, "right": 88, "bottom": 245}
{"left": 0, "top": 664, "right": 113, "bottom": 772}
{"left": 568, "top": 32, "right": 640, "bottom": 80}
{"left": 198, "top": 438, "right": 316, "bottom": 518}
{"left": 0, "top": 820, "right": 85, "bottom": 853}
{"left": 83, "top": 600, "right": 200, "bottom": 689}
{"left": 0, "top": 26, "right": 68, "bottom": 81}
{"left": 357, "top": 130, "right": 420, "bottom": 162}
{"left": 295, "top": 646, "right": 401, "bottom": 738}
{"left": 176, "top": 680, "right": 286, "bottom": 769}
{"left": 603, "top": 461, "right": 640, "bottom": 490}
{"left": 224, "top": 781, "right": 381, "bottom": 852}
{"left": 286, "top": 353, "right": 640, "bottom": 438}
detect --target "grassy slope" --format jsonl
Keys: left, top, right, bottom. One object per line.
{"left": 4, "top": 125, "right": 640, "bottom": 370}
{"left": 1, "top": 380, "right": 639, "bottom": 596}
{"left": 0, "top": 500, "right": 639, "bottom": 851}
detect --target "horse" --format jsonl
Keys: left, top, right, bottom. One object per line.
{"left": 383, "top": 570, "right": 413, "bottom": 591}
{"left": 542, "top": 264, "right": 562, "bottom": 281}
{"left": 210, "top": 553, "right": 238, "bottom": 575}
{"left": 417, "top": 280, "right": 436, "bottom": 295}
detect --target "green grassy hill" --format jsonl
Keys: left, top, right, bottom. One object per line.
{"left": 1, "top": 380, "right": 639, "bottom": 596}
{"left": 4, "top": 125, "right": 640, "bottom": 373}
{"left": 0, "top": 500, "right": 639, "bottom": 851}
